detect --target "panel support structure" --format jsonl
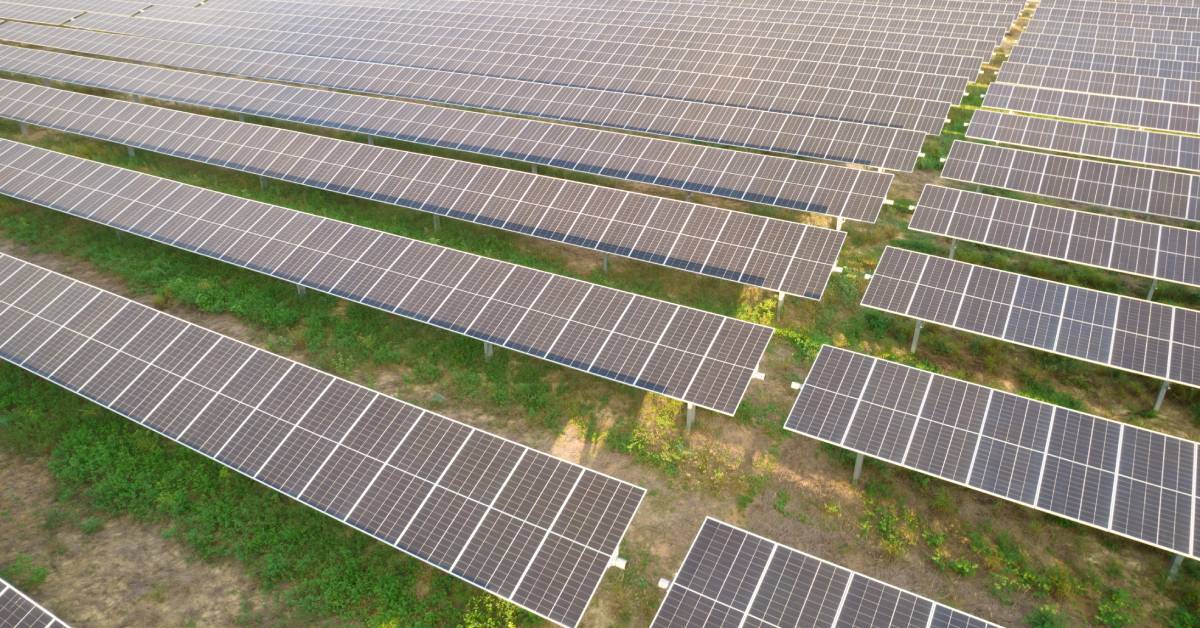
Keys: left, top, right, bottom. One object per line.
{"left": 853, "top": 452, "right": 864, "bottom": 484}
{"left": 484, "top": 341, "right": 494, "bottom": 360}
{"left": 433, "top": 214, "right": 441, "bottom": 231}
{"left": 18, "top": 122, "right": 28, "bottom": 137}
{"left": 686, "top": 403, "right": 696, "bottom": 430}
{"left": 776, "top": 292, "right": 785, "bottom": 321}
{"left": 1148, "top": 278, "right": 1158, "bottom": 300}
{"left": 910, "top": 321, "right": 923, "bottom": 353}
{"left": 296, "top": 285, "right": 306, "bottom": 297}
{"left": 1171, "top": 554, "right": 1185, "bottom": 580}
{"left": 948, "top": 239, "right": 957, "bottom": 260}
{"left": 1155, "top": 381, "right": 1170, "bottom": 412}
{"left": 602, "top": 253, "right": 609, "bottom": 274}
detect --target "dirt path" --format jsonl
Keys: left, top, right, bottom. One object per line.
{"left": 0, "top": 451, "right": 279, "bottom": 627}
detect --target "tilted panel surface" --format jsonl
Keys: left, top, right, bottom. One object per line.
{"left": 967, "top": 109, "right": 1200, "bottom": 172}
{"left": 910, "top": 185, "right": 1200, "bottom": 288}
{"left": 0, "top": 21, "right": 931, "bottom": 163}
{"left": 0, "top": 252, "right": 645, "bottom": 627}
{"left": 0, "top": 45, "right": 892, "bottom": 219}
{"left": 788, "top": 345, "right": 1200, "bottom": 558}
{"left": 862, "top": 247, "right": 1200, "bottom": 388}
{"left": 984, "top": 82, "right": 1200, "bottom": 134}
{"left": 652, "top": 517, "right": 997, "bottom": 627}
{"left": 0, "top": 139, "right": 773, "bottom": 415}
{"left": 942, "top": 141, "right": 1200, "bottom": 224}
{"left": 0, "top": 78, "right": 846, "bottom": 300}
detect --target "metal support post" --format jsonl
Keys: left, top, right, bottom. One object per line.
{"left": 484, "top": 342, "right": 494, "bottom": 360}
{"left": 776, "top": 292, "right": 785, "bottom": 321}
{"left": 18, "top": 122, "right": 29, "bottom": 137}
{"left": 685, "top": 403, "right": 696, "bottom": 430}
{"left": 948, "top": 239, "right": 957, "bottom": 260}
{"left": 602, "top": 253, "right": 609, "bottom": 274}
{"left": 238, "top": 113, "right": 245, "bottom": 122}
{"left": 910, "top": 321, "right": 923, "bottom": 353}
{"left": 127, "top": 145, "right": 136, "bottom": 159}
{"left": 685, "top": 191, "right": 693, "bottom": 202}
{"left": 1170, "top": 554, "right": 1184, "bottom": 580}
{"left": 853, "top": 453, "right": 864, "bottom": 484}
{"left": 259, "top": 176, "right": 268, "bottom": 192}
{"left": 835, "top": 216, "right": 845, "bottom": 231}
{"left": 296, "top": 285, "right": 306, "bottom": 296}
{"left": 1154, "top": 380, "right": 1170, "bottom": 412}
{"left": 531, "top": 165, "right": 538, "bottom": 175}
{"left": 1147, "top": 278, "right": 1158, "bottom": 300}
{"left": 433, "top": 214, "right": 441, "bottom": 230}
{"left": 367, "top": 135, "right": 374, "bottom": 146}
{"left": 130, "top": 94, "right": 140, "bottom": 103}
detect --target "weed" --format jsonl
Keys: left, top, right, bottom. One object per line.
{"left": 0, "top": 554, "right": 49, "bottom": 591}
{"left": 79, "top": 516, "right": 104, "bottom": 535}
{"left": 1096, "top": 589, "right": 1139, "bottom": 628}
{"left": 1026, "top": 605, "right": 1067, "bottom": 628}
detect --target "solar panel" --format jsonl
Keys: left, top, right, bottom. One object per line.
{"left": 653, "top": 517, "right": 997, "bottom": 628}
{"left": 942, "top": 141, "right": 1200, "bottom": 224}
{"left": 0, "top": 1, "right": 76, "bottom": 24}
{"left": 910, "top": 185, "right": 1200, "bottom": 288}
{"left": 1030, "top": 6, "right": 1200, "bottom": 30}
{"left": 0, "top": 578, "right": 67, "bottom": 628}
{"left": 997, "top": 61, "right": 1199, "bottom": 105}
{"left": 788, "top": 344, "right": 1200, "bottom": 558}
{"left": 1008, "top": 45, "right": 1200, "bottom": 81}
{"left": 863, "top": 246, "right": 1200, "bottom": 388}
{"left": 193, "top": 0, "right": 1025, "bottom": 29}
{"left": 0, "top": 21, "right": 931, "bottom": 165}
{"left": 65, "top": 11, "right": 978, "bottom": 109}
{"left": 142, "top": 1, "right": 1008, "bottom": 50}
{"left": 0, "top": 251, "right": 645, "bottom": 627}
{"left": 0, "top": 45, "right": 893, "bottom": 219}
{"left": 0, "top": 79, "right": 847, "bottom": 300}
{"left": 0, "top": 139, "right": 773, "bottom": 415}
{"left": 1014, "top": 31, "right": 1200, "bottom": 63}
{"left": 967, "top": 109, "right": 1200, "bottom": 172}
{"left": 984, "top": 82, "right": 1200, "bottom": 135}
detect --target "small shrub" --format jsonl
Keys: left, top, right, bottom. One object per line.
{"left": 1026, "top": 605, "right": 1066, "bottom": 628}
{"left": 1096, "top": 589, "right": 1139, "bottom": 628}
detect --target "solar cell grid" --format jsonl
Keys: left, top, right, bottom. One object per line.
{"left": 0, "top": 1, "right": 77, "bottom": 25}
{"left": 1010, "top": 45, "right": 1200, "bottom": 82}
{"left": 910, "top": 185, "right": 1200, "bottom": 288}
{"left": 997, "top": 61, "right": 1200, "bottom": 106}
{"left": 0, "top": 21, "right": 932, "bottom": 162}
{"left": 968, "top": 109, "right": 1200, "bottom": 172}
{"left": 0, "top": 252, "right": 645, "bottom": 627}
{"left": 0, "top": 139, "right": 774, "bottom": 415}
{"left": 862, "top": 247, "right": 1200, "bottom": 389}
{"left": 985, "top": 82, "right": 1200, "bottom": 135}
{"left": 0, "top": 78, "right": 849, "bottom": 299}
{"left": 652, "top": 517, "right": 997, "bottom": 628}
{"left": 0, "top": 577, "right": 68, "bottom": 628}
{"left": 942, "top": 142, "right": 1200, "bottom": 224}
{"left": 788, "top": 345, "right": 1200, "bottom": 558}
{"left": 67, "top": 10, "right": 985, "bottom": 109}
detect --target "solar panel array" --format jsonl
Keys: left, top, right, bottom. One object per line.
{"left": 967, "top": 109, "right": 1200, "bottom": 172}
{"left": 0, "top": 139, "right": 773, "bottom": 415}
{"left": 653, "top": 517, "right": 996, "bottom": 628}
{"left": 788, "top": 345, "right": 1200, "bottom": 559}
{"left": 0, "top": 21, "right": 929, "bottom": 169}
{"left": 862, "top": 246, "right": 1200, "bottom": 388}
{"left": 66, "top": 11, "right": 977, "bottom": 108}
{"left": 910, "top": 185, "right": 1200, "bottom": 288}
{"left": 0, "top": 1, "right": 76, "bottom": 24}
{"left": 0, "top": 251, "right": 645, "bottom": 627}
{"left": 0, "top": 45, "right": 892, "bottom": 221}
{"left": 0, "top": 578, "right": 67, "bottom": 628}
{"left": 985, "top": 0, "right": 1200, "bottom": 131}
{"left": 941, "top": 141, "right": 1200, "bottom": 224}
{"left": 0, "top": 79, "right": 847, "bottom": 300}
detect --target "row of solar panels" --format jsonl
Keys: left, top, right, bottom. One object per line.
{"left": 0, "top": 138, "right": 772, "bottom": 415}
{"left": 0, "top": 246, "right": 1003, "bottom": 627}
{"left": 653, "top": 518, "right": 995, "bottom": 628}
{"left": 0, "top": 20, "right": 932, "bottom": 168}
{"left": 0, "top": 0, "right": 1023, "bottom": 171}
{"left": 0, "top": 43, "right": 894, "bottom": 220}
{"left": 0, "top": 578, "right": 65, "bottom": 628}
{"left": 984, "top": 0, "right": 1200, "bottom": 135}
{"left": 0, "top": 78, "right": 848, "bottom": 302}
{"left": 0, "top": 251, "right": 644, "bottom": 627}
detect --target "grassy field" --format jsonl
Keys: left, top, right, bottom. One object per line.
{"left": 0, "top": 71, "right": 1199, "bottom": 628}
